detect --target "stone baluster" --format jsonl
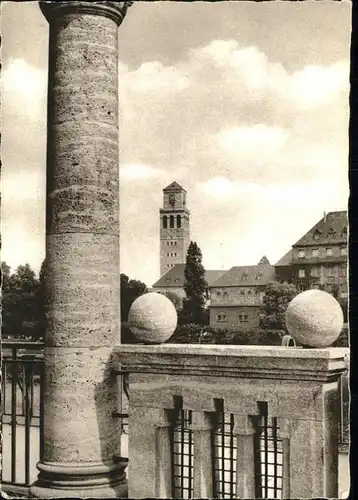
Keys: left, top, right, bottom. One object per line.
{"left": 233, "top": 414, "right": 256, "bottom": 499}
{"left": 277, "top": 417, "right": 291, "bottom": 499}
{"left": 30, "top": 2, "right": 131, "bottom": 498}
{"left": 190, "top": 411, "right": 214, "bottom": 498}
{"left": 128, "top": 406, "right": 172, "bottom": 499}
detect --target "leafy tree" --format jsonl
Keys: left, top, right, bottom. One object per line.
{"left": 259, "top": 280, "right": 298, "bottom": 331}
{"left": 258, "top": 255, "right": 270, "bottom": 265}
{"left": 164, "top": 291, "right": 183, "bottom": 312}
{"left": 2, "top": 262, "right": 42, "bottom": 340}
{"left": 182, "top": 241, "right": 208, "bottom": 325}
{"left": 120, "top": 273, "right": 148, "bottom": 322}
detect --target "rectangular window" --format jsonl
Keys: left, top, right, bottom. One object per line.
{"left": 213, "top": 412, "right": 237, "bottom": 499}
{"left": 312, "top": 249, "right": 319, "bottom": 258}
{"left": 298, "top": 249, "right": 305, "bottom": 259}
{"left": 171, "top": 409, "right": 194, "bottom": 499}
{"left": 339, "top": 265, "right": 347, "bottom": 277}
{"left": 326, "top": 266, "right": 335, "bottom": 277}
{"left": 310, "top": 267, "right": 319, "bottom": 277}
{"left": 217, "top": 314, "right": 227, "bottom": 322}
{"left": 341, "top": 247, "right": 347, "bottom": 256}
{"left": 326, "top": 248, "right": 333, "bottom": 256}
{"left": 298, "top": 269, "right": 305, "bottom": 278}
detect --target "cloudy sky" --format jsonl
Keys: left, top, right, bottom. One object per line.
{"left": 2, "top": 1, "right": 351, "bottom": 286}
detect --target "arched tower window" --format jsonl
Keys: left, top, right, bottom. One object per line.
{"left": 163, "top": 216, "right": 168, "bottom": 229}
{"left": 170, "top": 215, "right": 174, "bottom": 228}
{"left": 177, "top": 215, "right": 181, "bottom": 228}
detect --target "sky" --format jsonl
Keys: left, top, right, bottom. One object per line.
{"left": 1, "top": 0, "right": 351, "bottom": 286}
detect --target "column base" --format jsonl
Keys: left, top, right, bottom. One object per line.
{"left": 29, "top": 460, "right": 128, "bottom": 498}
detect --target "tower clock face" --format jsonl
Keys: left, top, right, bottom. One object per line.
{"left": 169, "top": 193, "right": 175, "bottom": 206}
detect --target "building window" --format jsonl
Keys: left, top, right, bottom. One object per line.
{"left": 311, "top": 284, "right": 320, "bottom": 290}
{"left": 256, "top": 272, "right": 263, "bottom": 280}
{"left": 298, "top": 284, "right": 305, "bottom": 292}
{"left": 217, "top": 313, "right": 227, "bottom": 322}
{"left": 298, "top": 269, "right": 305, "bottom": 278}
{"left": 174, "top": 242, "right": 177, "bottom": 246}
{"left": 223, "top": 292, "right": 228, "bottom": 299}
{"left": 163, "top": 216, "right": 168, "bottom": 229}
{"left": 339, "top": 265, "right": 347, "bottom": 277}
{"left": 327, "top": 228, "right": 336, "bottom": 238}
{"left": 311, "top": 267, "right": 319, "bottom": 277}
{"left": 247, "top": 290, "right": 252, "bottom": 296}
{"left": 239, "top": 314, "right": 248, "bottom": 323}
{"left": 298, "top": 249, "right": 305, "bottom": 259}
{"left": 341, "top": 247, "right": 347, "bottom": 256}
{"left": 177, "top": 215, "right": 181, "bottom": 229}
{"left": 175, "top": 278, "right": 180, "bottom": 283}
{"left": 216, "top": 291, "right": 221, "bottom": 297}
{"left": 242, "top": 272, "right": 248, "bottom": 280}
{"left": 170, "top": 215, "right": 174, "bottom": 228}
{"left": 312, "top": 249, "right": 319, "bottom": 258}
{"left": 326, "top": 248, "right": 332, "bottom": 256}
{"left": 326, "top": 266, "right": 335, "bottom": 277}
{"left": 342, "top": 226, "right": 347, "bottom": 238}
{"left": 166, "top": 278, "right": 171, "bottom": 283}
{"left": 313, "top": 229, "right": 321, "bottom": 240}
{"left": 240, "top": 290, "right": 245, "bottom": 296}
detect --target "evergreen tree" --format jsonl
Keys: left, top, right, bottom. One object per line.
{"left": 259, "top": 280, "right": 298, "bottom": 331}
{"left": 258, "top": 255, "right": 270, "bottom": 265}
{"left": 120, "top": 273, "right": 148, "bottom": 322}
{"left": 182, "top": 241, "right": 208, "bottom": 324}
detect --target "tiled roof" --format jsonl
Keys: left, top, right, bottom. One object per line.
{"left": 293, "top": 211, "right": 347, "bottom": 247}
{"left": 274, "top": 249, "right": 293, "bottom": 267}
{"left": 163, "top": 181, "right": 185, "bottom": 192}
{"left": 210, "top": 264, "right": 275, "bottom": 288}
{"left": 153, "top": 264, "right": 227, "bottom": 288}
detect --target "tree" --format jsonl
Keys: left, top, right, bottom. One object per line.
{"left": 259, "top": 280, "right": 298, "bottom": 331}
{"left": 120, "top": 273, "right": 148, "bottom": 322}
{"left": 258, "top": 255, "right": 270, "bottom": 265}
{"left": 182, "top": 241, "right": 208, "bottom": 325}
{"left": 2, "top": 262, "right": 42, "bottom": 340}
{"left": 164, "top": 291, "right": 183, "bottom": 312}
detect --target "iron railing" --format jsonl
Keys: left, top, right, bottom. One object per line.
{"left": 213, "top": 412, "right": 237, "bottom": 499}
{"left": 1, "top": 341, "right": 44, "bottom": 493}
{"left": 171, "top": 408, "right": 194, "bottom": 499}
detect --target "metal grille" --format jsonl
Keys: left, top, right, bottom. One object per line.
{"left": 213, "top": 412, "right": 237, "bottom": 499}
{"left": 171, "top": 409, "right": 194, "bottom": 499}
{"left": 1, "top": 341, "right": 45, "bottom": 492}
{"left": 254, "top": 405, "right": 283, "bottom": 499}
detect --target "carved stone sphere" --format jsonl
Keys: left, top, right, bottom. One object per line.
{"left": 128, "top": 292, "right": 178, "bottom": 344}
{"left": 285, "top": 289, "right": 344, "bottom": 348}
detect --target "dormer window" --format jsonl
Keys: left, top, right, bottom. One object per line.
{"left": 327, "top": 228, "right": 335, "bottom": 238}
{"left": 313, "top": 229, "right": 322, "bottom": 240}
{"left": 341, "top": 226, "right": 347, "bottom": 238}
{"left": 256, "top": 272, "right": 263, "bottom": 280}
{"left": 242, "top": 272, "right": 248, "bottom": 280}
{"left": 166, "top": 278, "right": 170, "bottom": 283}
{"left": 298, "top": 249, "right": 305, "bottom": 259}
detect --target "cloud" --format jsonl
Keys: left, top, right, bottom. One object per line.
{"left": 120, "top": 163, "right": 166, "bottom": 181}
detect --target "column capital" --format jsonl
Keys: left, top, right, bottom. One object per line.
{"left": 39, "top": 1, "right": 132, "bottom": 26}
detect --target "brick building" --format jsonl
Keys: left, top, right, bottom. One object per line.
{"left": 283, "top": 211, "right": 348, "bottom": 298}
{"left": 209, "top": 260, "right": 275, "bottom": 330}
{"left": 152, "top": 264, "right": 226, "bottom": 307}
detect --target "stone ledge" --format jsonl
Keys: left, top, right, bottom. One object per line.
{"left": 115, "top": 344, "right": 348, "bottom": 382}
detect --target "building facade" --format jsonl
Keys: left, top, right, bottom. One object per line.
{"left": 290, "top": 211, "right": 348, "bottom": 298}
{"left": 209, "top": 261, "right": 275, "bottom": 330}
{"left": 159, "top": 182, "right": 190, "bottom": 277}
{"left": 153, "top": 264, "right": 227, "bottom": 307}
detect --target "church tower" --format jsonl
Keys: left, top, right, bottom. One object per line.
{"left": 160, "top": 181, "right": 190, "bottom": 276}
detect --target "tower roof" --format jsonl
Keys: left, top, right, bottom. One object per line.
{"left": 163, "top": 181, "right": 186, "bottom": 192}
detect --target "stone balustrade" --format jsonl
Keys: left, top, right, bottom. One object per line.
{"left": 115, "top": 343, "right": 348, "bottom": 499}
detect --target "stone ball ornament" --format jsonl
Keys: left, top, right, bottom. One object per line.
{"left": 128, "top": 292, "right": 178, "bottom": 344}
{"left": 285, "top": 289, "right": 344, "bottom": 348}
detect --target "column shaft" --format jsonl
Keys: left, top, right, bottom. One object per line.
{"left": 233, "top": 414, "right": 256, "bottom": 499}
{"left": 31, "top": 2, "right": 130, "bottom": 498}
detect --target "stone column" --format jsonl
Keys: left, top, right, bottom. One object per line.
{"left": 191, "top": 411, "right": 214, "bottom": 498}
{"left": 30, "top": 2, "right": 131, "bottom": 498}
{"left": 233, "top": 414, "right": 256, "bottom": 499}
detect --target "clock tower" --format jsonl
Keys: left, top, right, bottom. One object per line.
{"left": 160, "top": 181, "right": 190, "bottom": 276}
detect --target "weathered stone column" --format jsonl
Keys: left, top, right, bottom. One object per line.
{"left": 30, "top": 2, "right": 131, "bottom": 497}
